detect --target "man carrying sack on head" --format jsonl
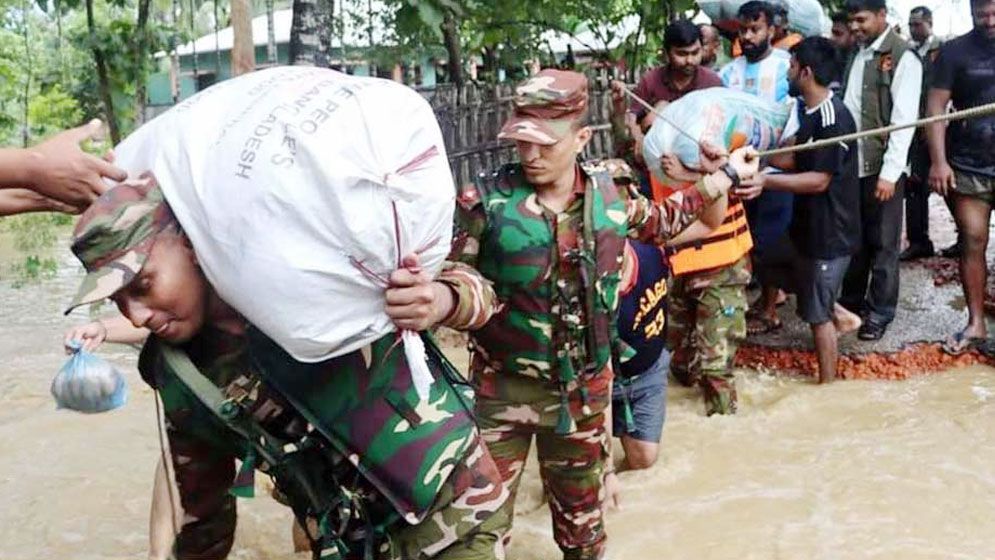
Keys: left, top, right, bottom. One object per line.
{"left": 383, "top": 68, "right": 760, "bottom": 559}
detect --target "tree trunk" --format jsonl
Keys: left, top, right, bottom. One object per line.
{"left": 366, "top": 0, "right": 374, "bottom": 76}
{"left": 440, "top": 11, "right": 462, "bottom": 92}
{"left": 21, "top": 0, "right": 31, "bottom": 147}
{"left": 170, "top": 0, "right": 180, "bottom": 102}
{"left": 55, "top": 0, "right": 65, "bottom": 84}
{"left": 266, "top": 0, "right": 278, "bottom": 64}
{"left": 85, "top": 0, "right": 120, "bottom": 143}
{"left": 289, "top": 0, "right": 319, "bottom": 66}
{"left": 189, "top": 0, "right": 199, "bottom": 83}
{"left": 134, "top": 0, "right": 152, "bottom": 125}
{"left": 230, "top": 0, "right": 255, "bottom": 76}
{"left": 315, "top": 0, "right": 334, "bottom": 68}
{"left": 213, "top": 0, "right": 222, "bottom": 77}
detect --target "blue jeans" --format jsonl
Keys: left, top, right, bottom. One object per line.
{"left": 612, "top": 351, "right": 669, "bottom": 443}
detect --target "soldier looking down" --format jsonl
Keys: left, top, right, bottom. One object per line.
{"left": 63, "top": 178, "right": 511, "bottom": 560}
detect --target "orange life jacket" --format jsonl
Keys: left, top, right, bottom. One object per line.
{"left": 651, "top": 174, "right": 753, "bottom": 277}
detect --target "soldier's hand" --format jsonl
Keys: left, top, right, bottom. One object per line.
{"left": 602, "top": 471, "right": 622, "bottom": 512}
{"left": 661, "top": 154, "right": 702, "bottom": 183}
{"left": 25, "top": 119, "right": 127, "bottom": 211}
{"left": 385, "top": 254, "right": 454, "bottom": 332}
{"left": 64, "top": 320, "right": 108, "bottom": 353}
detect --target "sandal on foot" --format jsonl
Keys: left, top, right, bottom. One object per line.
{"left": 942, "top": 330, "right": 986, "bottom": 356}
{"left": 747, "top": 316, "right": 783, "bottom": 335}
{"left": 975, "top": 338, "right": 995, "bottom": 359}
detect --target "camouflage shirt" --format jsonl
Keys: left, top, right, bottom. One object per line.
{"left": 438, "top": 162, "right": 714, "bottom": 420}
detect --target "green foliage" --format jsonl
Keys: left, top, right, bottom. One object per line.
{"left": 0, "top": 212, "right": 72, "bottom": 287}
{"left": 8, "top": 254, "right": 60, "bottom": 286}
{"left": 0, "top": 212, "right": 74, "bottom": 253}
{"left": 28, "top": 84, "right": 84, "bottom": 139}
{"left": 381, "top": 0, "right": 701, "bottom": 83}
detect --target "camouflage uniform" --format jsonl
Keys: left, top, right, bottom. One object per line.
{"left": 436, "top": 70, "right": 725, "bottom": 560}
{"left": 66, "top": 178, "right": 509, "bottom": 560}
{"left": 666, "top": 259, "right": 750, "bottom": 415}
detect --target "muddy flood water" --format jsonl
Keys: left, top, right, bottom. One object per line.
{"left": 2, "top": 233, "right": 995, "bottom": 560}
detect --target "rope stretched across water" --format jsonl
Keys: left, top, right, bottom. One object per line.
{"left": 616, "top": 84, "right": 995, "bottom": 159}
{"left": 758, "top": 101, "right": 995, "bottom": 157}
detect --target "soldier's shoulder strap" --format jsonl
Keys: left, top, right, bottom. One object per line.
{"left": 151, "top": 340, "right": 284, "bottom": 466}
{"left": 456, "top": 162, "right": 520, "bottom": 211}
{"left": 581, "top": 159, "right": 625, "bottom": 206}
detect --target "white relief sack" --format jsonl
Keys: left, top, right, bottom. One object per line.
{"left": 112, "top": 67, "right": 455, "bottom": 396}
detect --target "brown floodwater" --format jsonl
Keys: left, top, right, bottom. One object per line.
{"left": 2, "top": 233, "right": 994, "bottom": 559}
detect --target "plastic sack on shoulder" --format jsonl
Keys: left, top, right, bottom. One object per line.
{"left": 642, "top": 87, "right": 792, "bottom": 185}
{"left": 779, "top": 0, "right": 830, "bottom": 37}
{"left": 51, "top": 341, "right": 128, "bottom": 413}
{"left": 701, "top": 0, "right": 828, "bottom": 37}
{"left": 111, "top": 67, "right": 455, "bottom": 398}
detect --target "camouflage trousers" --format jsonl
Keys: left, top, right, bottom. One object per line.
{"left": 153, "top": 364, "right": 508, "bottom": 560}
{"left": 667, "top": 277, "right": 747, "bottom": 416}
{"left": 475, "top": 382, "right": 610, "bottom": 560}
{"left": 165, "top": 425, "right": 508, "bottom": 560}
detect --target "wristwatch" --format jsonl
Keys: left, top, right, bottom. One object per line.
{"left": 719, "top": 163, "right": 741, "bottom": 188}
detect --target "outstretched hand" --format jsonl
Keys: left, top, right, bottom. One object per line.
{"left": 26, "top": 120, "right": 127, "bottom": 212}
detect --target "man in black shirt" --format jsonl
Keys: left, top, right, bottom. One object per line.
{"left": 928, "top": 0, "right": 995, "bottom": 354}
{"left": 738, "top": 37, "right": 862, "bottom": 383}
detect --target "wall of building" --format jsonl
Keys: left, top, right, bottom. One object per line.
{"left": 148, "top": 46, "right": 440, "bottom": 108}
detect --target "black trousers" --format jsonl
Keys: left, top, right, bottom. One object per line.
{"left": 840, "top": 175, "right": 905, "bottom": 326}
{"left": 905, "top": 174, "right": 933, "bottom": 248}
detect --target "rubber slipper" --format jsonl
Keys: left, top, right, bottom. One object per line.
{"left": 747, "top": 316, "right": 783, "bottom": 336}
{"left": 975, "top": 338, "right": 995, "bottom": 359}
{"left": 746, "top": 307, "right": 774, "bottom": 321}
{"left": 942, "top": 330, "right": 986, "bottom": 356}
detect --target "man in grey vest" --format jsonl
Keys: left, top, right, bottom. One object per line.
{"left": 839, "top": 0, "right": 923, "bottom": 341}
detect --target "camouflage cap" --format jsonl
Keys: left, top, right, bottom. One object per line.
{"left": 65, "top": 173, "right": 175, "bottom": 314}
{"left": 497, "top": 69, "right": 589, "bottom": 146}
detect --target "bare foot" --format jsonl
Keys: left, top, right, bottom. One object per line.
{"left": 833, "top": 304, "right": 862, "bottom": 335}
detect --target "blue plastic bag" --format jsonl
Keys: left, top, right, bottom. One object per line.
{"left": 51, "top": 341, "right": 128, "bottom": 413}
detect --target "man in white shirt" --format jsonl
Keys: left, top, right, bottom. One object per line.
{"left": 838, "top": 0, "right": 923, "bottom": 341}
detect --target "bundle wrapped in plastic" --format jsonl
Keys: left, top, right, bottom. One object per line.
{"left": 700, "top": 0, "right": 829, "bottom": 37}
{"left": 51, "top": 341, "right": 128, "bottom": 413}
{"left": 111, "top": 67, "right": 455, "bottom": 398}
{"left": 642, "top": 87, "right": 792, "bottom": 185}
